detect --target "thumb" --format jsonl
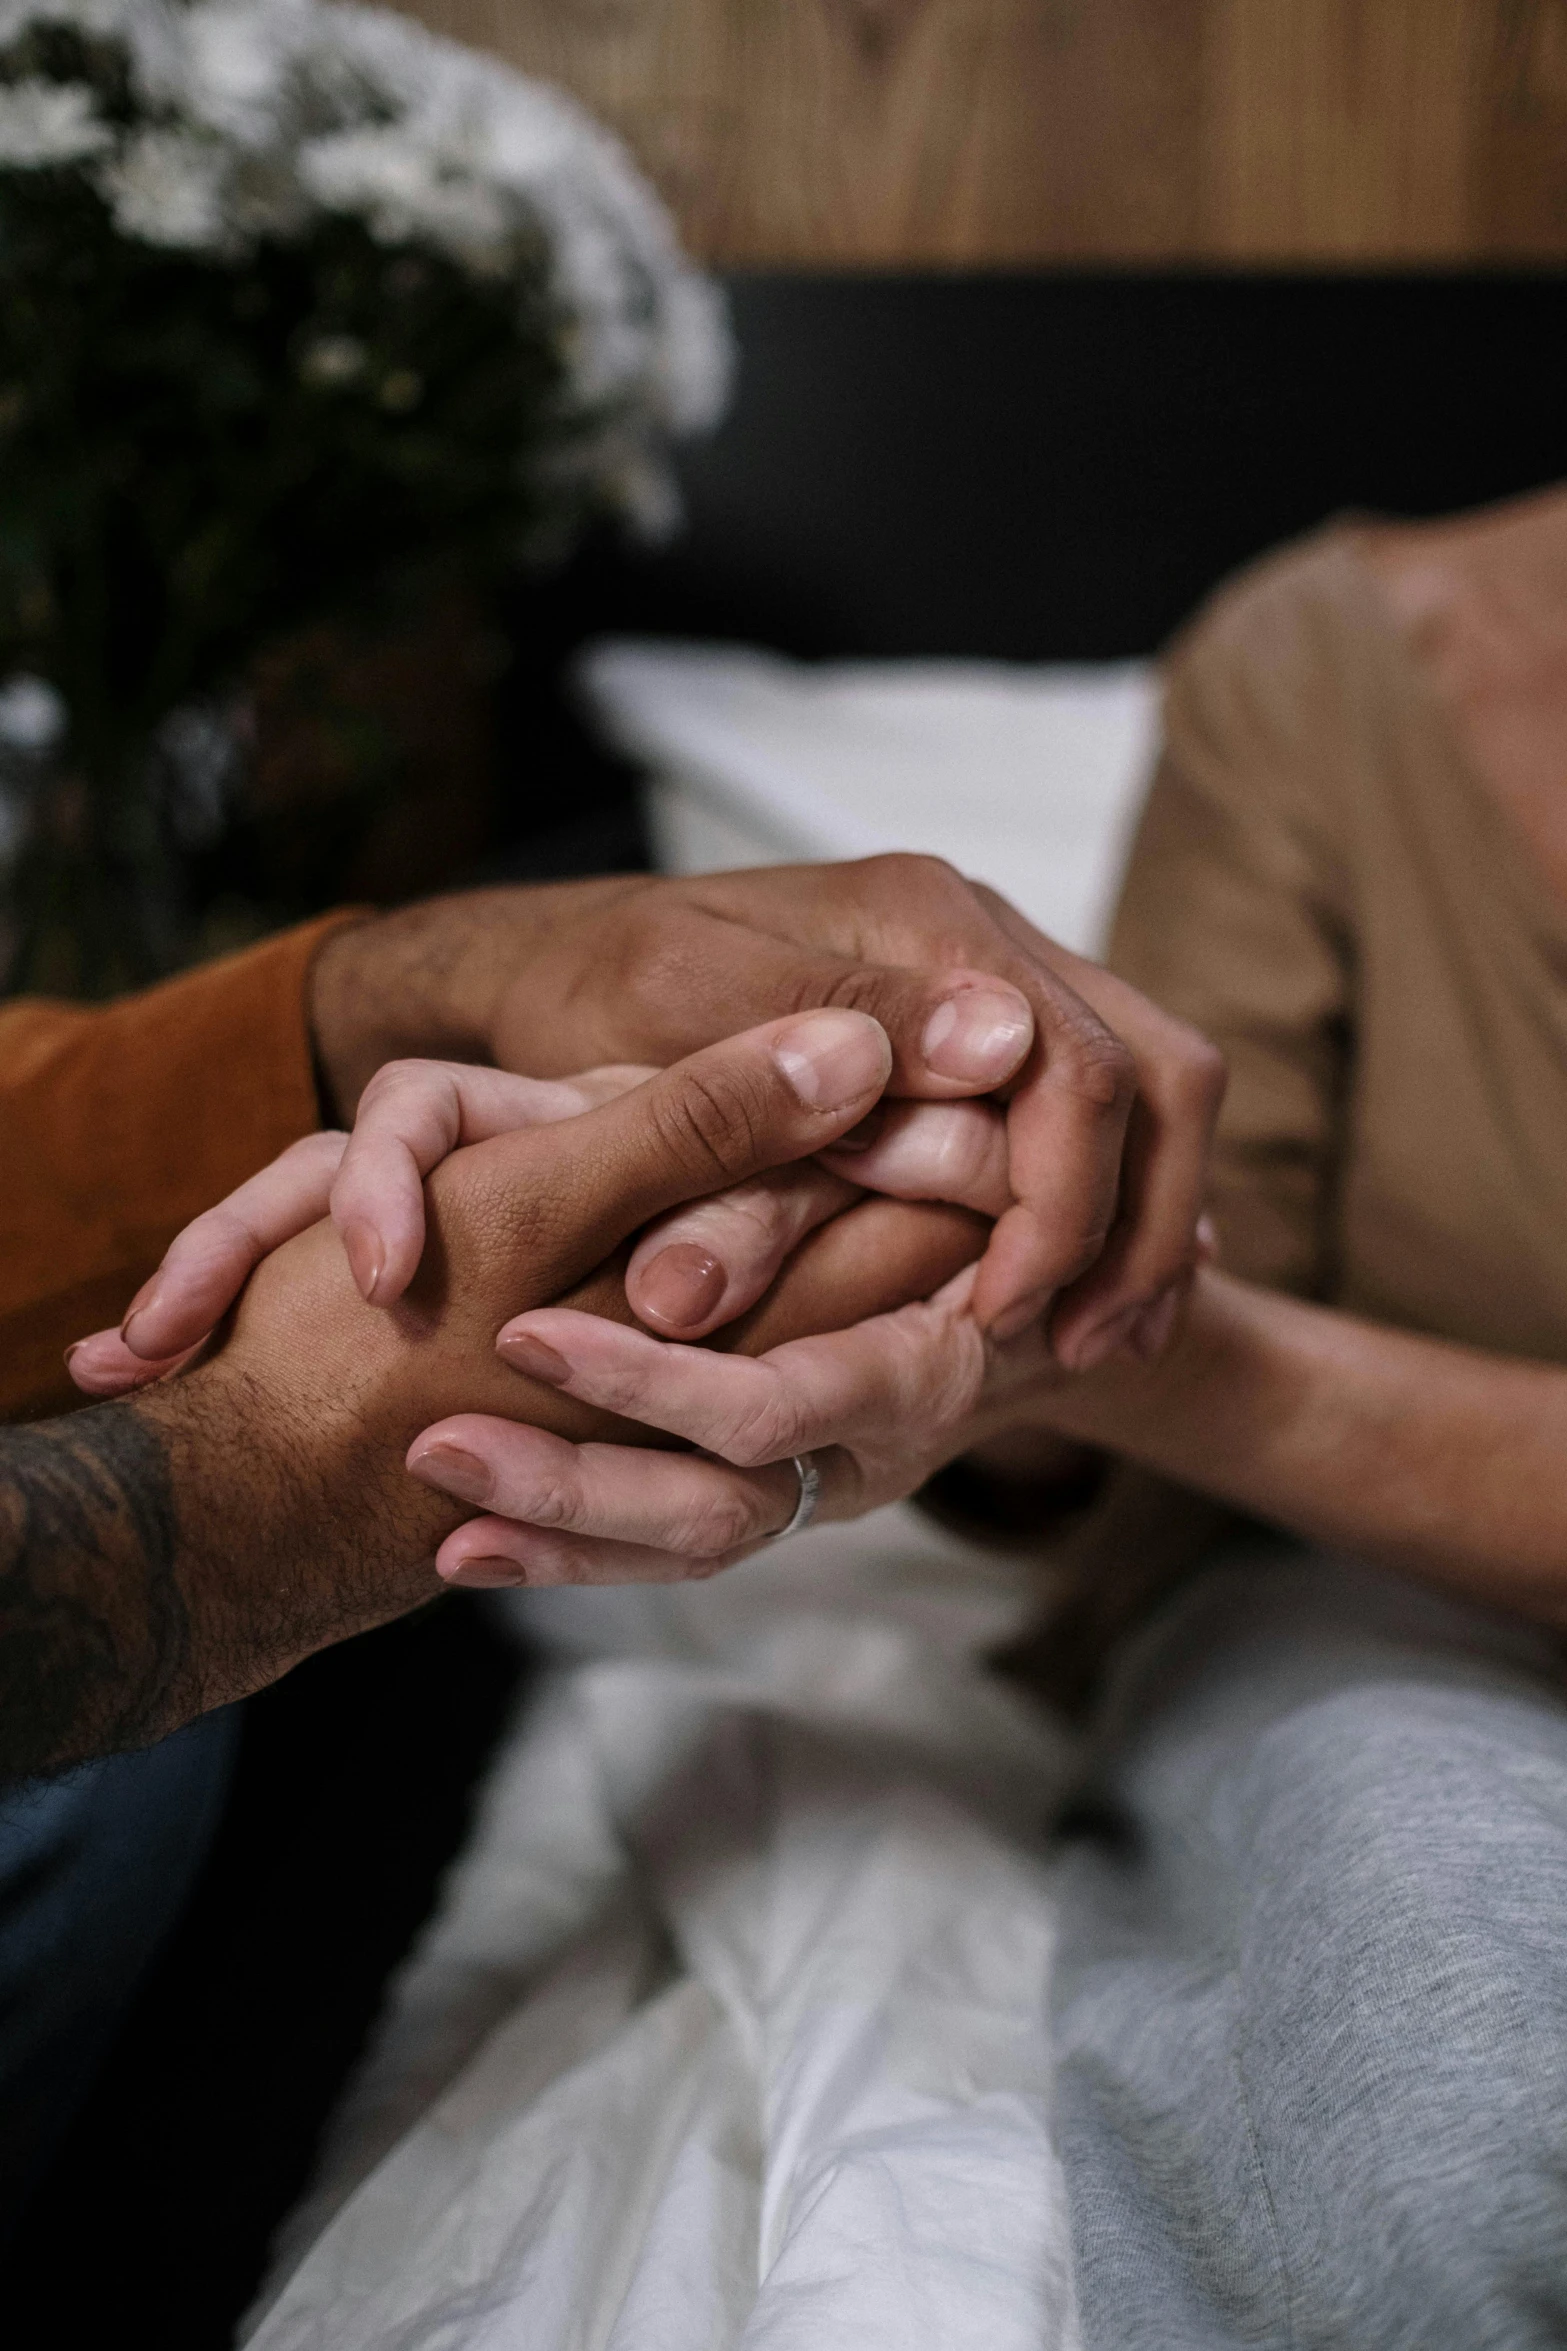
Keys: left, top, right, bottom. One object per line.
{"left": 424, "top": 1009, "right": 893, "bottom": 1309}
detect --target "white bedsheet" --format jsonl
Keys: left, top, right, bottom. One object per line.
{"left": 248, "top": 1507, "right": 1084, "bottom": 2350}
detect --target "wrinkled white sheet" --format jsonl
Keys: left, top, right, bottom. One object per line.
{"left": 248, "top": 1506, "right": 1083, "bottom": 2351}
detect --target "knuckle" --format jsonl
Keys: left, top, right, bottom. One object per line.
{"left": 1051, "top": 1021, "right": 1136, "bottom": 1112}
{"left": 860, "top": 849, "right": 967, "bottom": 905}
{"left": 719, "top": 1394, "right": 791, "bottom": 1469}
{"left": 287, "top": 1131, "right": 342, "bottom": 1169}
{"left": 695, "top": 1178, "right": 791, "bottom": 1253}
{"left": 360, "top": 1056, "right": 426, "bottom": 1103}
{"left": 649, "top": 1062, "right": 772, "bottom": 1186}
{"left": 934, "top": 1104, "right": 996, "bottom": 1193}
{"left": 1125, "top": 1008, "right": 1228, "bottom": 1123}
{"left": 515, "top": 1470, "right": 575, "bottom": 1530}
{"left": 1172, "top": 1031, "right": 1228, "bottom": 1116}
{"left": 617, "top": 917, "right": 709, "bottom": 1033}
{"left": 678, "top": 1490, "right": 760, "bottom": 1557}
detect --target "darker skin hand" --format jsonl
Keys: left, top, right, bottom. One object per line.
{"left": 308, "top": 858, "right": 1224, "bottom": 1358}
{"left": 0, "top": 1012, "right": 982, "bottom": 1783}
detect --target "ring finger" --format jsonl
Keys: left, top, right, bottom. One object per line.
{"left": 408, "top": 1415, "right": 812, "bottom": 1555}
{"left": 434, "top": 1516, "right": 746, "bottom": 1589}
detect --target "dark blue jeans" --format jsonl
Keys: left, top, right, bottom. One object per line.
{"left": 0, "top": 1707, "right": 238, "bottom": 2238}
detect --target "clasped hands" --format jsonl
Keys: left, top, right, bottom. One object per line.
{"left": 70, "top": 858, "right": 1223, "bottom": 1612}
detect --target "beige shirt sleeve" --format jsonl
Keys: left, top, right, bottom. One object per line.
{"left": 1110, "top": 542, "right": 1358, "bottom": 1300}
{"left": 1000, "top": 537, "right": 1365, "bottom": 1706}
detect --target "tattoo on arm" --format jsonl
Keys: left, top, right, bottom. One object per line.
{"left": 0, "top": 1405, "right": 191, "bottom": 1785}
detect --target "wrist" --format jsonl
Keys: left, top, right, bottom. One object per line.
{"left": 306, "top": 879, "right": 641, "bottom": 1121}
{"left": 308, "top": 903, "right": 487, "bottom": 1124}
{"left": 142, "top": 1342, "right": 455, "bottom": 1710}
{"left": 1018, "top": 1268, "right": 1295, "bottom": 1484}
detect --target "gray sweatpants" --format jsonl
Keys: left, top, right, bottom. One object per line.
{"left": 1050, "top": 1542, "right": 1567, "bottom": 2350}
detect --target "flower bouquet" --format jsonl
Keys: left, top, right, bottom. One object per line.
{"left": 0, "top": 0, "right": 729, "bottom": 993}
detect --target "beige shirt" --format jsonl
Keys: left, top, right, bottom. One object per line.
{"left": 1119, "top": 522, "right": 1567, "bottom": 1353}
{"left": 1010, "top": 522, "right": 1567, "bottom": 1699}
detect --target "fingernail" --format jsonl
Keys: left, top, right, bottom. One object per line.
{"left": 772, "top": 1010, "right": 891, "bottom": 1110}
{"left": 829, "top": 1103, "right": 888, "bottom": 1155}
{"left": 922, "top": 989, "right": 1032, "bottom": 1085}
{"left": 120, "top": 1277, "right": 161, "bottom": 1341}
{"left": 63, "top": 1341, "right": 84, "bottom": 1371}
{"left": 988, "top": 1286, "right": 1054, "bottom": 1345}
{"left": 1131, "top": 1286, "right": 1181, "bottom": 1361}
{"left": 343, "top": 1219, "right": 384, "bottom": 1302}
{"left": 635, "top": 1243, "right": 726, "bottom": 1330}
{"left": 408, "top": 1442, "right": 493, "bottom": 1507}
{"left": 495, "top": 1329, "right": 570, "bottom": 1384}
{"left": 1196, "top": 1214, "right": 1219, "bottom": 1261}
{"left": 1064, "top": 1302, "right": 1142, "bottom": 1371}
{"left": 439, "top": 1555, "right": 527, "bottom": 1589}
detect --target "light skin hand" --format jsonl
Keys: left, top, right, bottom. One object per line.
{"left": 69, "top": 1079, "right": 1009, "bottom": 1394}
{"left": 423, "top": 1263, "right": 1567, "bottom": 1633}
{"left": 409, "top": 1198, "right": 1216, "bottom": 1587}
{"left": 66, "top": 1064, "right": 652, "bottom": 1395}
{"left": 624, "top": 1096, "right": 1011, "bottom": 1337}
{"left": 409, "top": 1260, "right": 1059, "bottom": 1588}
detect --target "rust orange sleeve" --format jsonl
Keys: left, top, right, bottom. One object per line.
{"left": 0, "top": 911, "right": 363, "bottom": 1422}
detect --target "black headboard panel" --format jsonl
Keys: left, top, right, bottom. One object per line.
{"left": 573, "top": 271, "right": 1567, "bottom": 662}
{"left": 500, "top": 271, "right": 1567, "bottom": 861}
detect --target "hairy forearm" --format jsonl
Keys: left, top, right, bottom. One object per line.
{"left": 0, "top": 1361, "right": 455, "bottom": 1787}
{"left": 1008, "top": 1270, "right": 1567, "bottom": 1623}
{"left": 308, "top": 878, "right": 640, "bottom": 1119}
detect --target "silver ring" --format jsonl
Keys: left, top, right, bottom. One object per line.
{"left": 769, "top": 1454, "right": 821, "bottom": 1543}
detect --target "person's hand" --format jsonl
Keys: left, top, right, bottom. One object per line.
{"left": 67, "top": 1066, "right": 1009, "bottom": 1397}
{"left": 122, "top": 1007, "right": 1000, "bottom": 1730}
{"left": 405, "top": 1197, "right": 1220, "bottom": 1589}
{"left": 405, "top": 1258, "right": 1065, "bottom": 1589}
{"left": 307, "top": 858, "right": 1225, "bottom": 1358}
{"left": 65, "top": 1062, "right": 651, "bottom": 1395}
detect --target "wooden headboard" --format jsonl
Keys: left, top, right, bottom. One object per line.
{"left": 402, "top": 1, "right": 1567, "bottom": 269}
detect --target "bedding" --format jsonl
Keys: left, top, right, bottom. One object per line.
{"left": 247, "top": 1506, "right": 1084, "bottom": 2350}
{"left": 578, "top": 642, "right": 1157, "bottom": 956}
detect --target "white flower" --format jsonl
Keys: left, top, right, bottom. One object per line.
{"left": 0, "top": 673, "right": 65, "bottom": 753}
{"left": 297, "top": 331, "right": 364, "bottom": 388}
{"left": 98, "top": 123, "right": 230, "bottom": 249}
{"left": 655, "top": 271, "right": 732, "bottom": 436}
{"left": 0, "top": 0, "right": 733, "bottom": 523}
{"left": 0, "top": 77, "right": 110, "bottom": 165}
{"left": 176, "top": 3, "right": 292, "bottom": 142}
{"left": 297, "top": 122, "right": 511, "bottom": 269}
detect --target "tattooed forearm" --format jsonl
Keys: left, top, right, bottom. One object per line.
{"left": 0, "top": 1404, "right": 192, "bottom": 1784}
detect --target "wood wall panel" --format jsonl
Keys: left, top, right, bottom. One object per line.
{"left": 399, "top": 0, "right": 1567, "bottom": 265}
{"left": 1203, "top": 1, "right": 1480, "bottom": 261}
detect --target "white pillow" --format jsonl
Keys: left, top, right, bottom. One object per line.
{"left": 578, "top": 638, "right": 1159, "bottom": 956}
